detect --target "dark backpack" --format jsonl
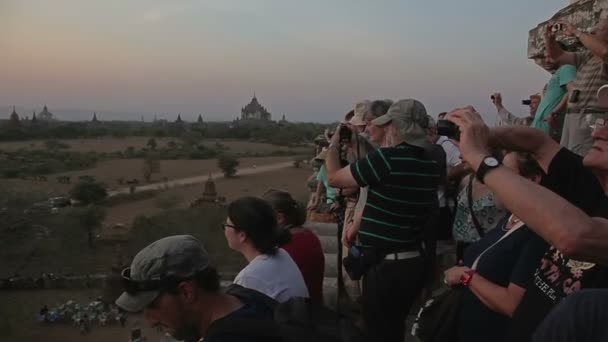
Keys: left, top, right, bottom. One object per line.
{"left": 206, "top": 284, "right": 366, "bottom": 342}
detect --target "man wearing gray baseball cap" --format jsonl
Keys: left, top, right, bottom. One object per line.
{"left": 116, "top": 235, "right": 274, "bottom": 342}
{"left": 325, "top": 99, "right": 440, "bottom": 342}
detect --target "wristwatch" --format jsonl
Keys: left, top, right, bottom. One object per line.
{"left": 460, "top": 269, "right": 475, "bottom": 287}
{"left": 476, "top": 156, "right": 500, "bottom": 184}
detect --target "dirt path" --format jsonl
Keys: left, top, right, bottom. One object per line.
{"left": 108, "top": 161, "right": 294, "bottom": 196}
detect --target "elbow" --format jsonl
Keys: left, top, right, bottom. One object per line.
{"left": 326, "top": 174, "right": 339, "bottom": 188}
{"left": 554, "top": 229, "right": 586, "bottom": 260}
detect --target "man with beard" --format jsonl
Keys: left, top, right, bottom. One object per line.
{"left": 116, "top": 235, "right": 275, "bottom": 342}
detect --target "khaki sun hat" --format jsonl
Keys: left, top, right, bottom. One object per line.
{"left": 349, "top": 101, "right": 371, "bottom": 126}
{"left": 371, "top": 99, "right": 430, "bottom": 148}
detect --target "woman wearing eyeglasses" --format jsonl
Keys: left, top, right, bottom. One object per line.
{"left": 223, "top": 196, "right": 309, "bottom": 303}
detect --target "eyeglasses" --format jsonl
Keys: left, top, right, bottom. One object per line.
{"left": 588, "top": 116, "right": 608, "bottom": 131}
{"left": 221, "top": 223, "right": 238, "bottom": 231}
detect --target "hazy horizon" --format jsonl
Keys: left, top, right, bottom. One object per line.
{"left": 2, "top": 0, "right": 567, "bottom": 124}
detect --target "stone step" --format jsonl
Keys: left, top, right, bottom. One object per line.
{"left": 305, "top": 221, "right": 338, "bottom": 237}
{"left": 322, "top": 276, "right": 338, "bottom": 310}
{"left": 324, "top": 253, "right": 338, "bottom": 278}
{"left": 318, "top": 235, "right": 339, "bottom": 255}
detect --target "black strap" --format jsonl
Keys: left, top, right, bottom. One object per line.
{"left": 466, "top": 175, "right": 485, "bottom": 238}
{"left": 206, "top": 317, "right": 283, "bottom": 339}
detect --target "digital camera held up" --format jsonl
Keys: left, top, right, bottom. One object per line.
{"left": 436, "top": 120, "right": 460, "bottom": 141}
{"left": 339, "top": 124, "right": 352, "bottom": 143}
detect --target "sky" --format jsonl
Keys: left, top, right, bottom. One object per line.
{"left": 1, "top": 0, "right": 568, "bottom": 123}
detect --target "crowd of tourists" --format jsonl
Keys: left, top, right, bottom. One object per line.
{"left": 111, "top": 16, "right": 608, "bottom": 342}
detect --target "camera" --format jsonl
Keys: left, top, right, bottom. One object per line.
{"left": 490, "top": 95, "right": 496, "bottom": 101}
{"left": 522, "top": 99, "right": 532, "bottom": 106}
{"left": 436, "top": 120, "right": 460, "bottom": 141}
{"left": 339, "top": 124, "right": 352, "bottom": 143}
{"left": 570, "top": 89, "right": 581, "bottom": 103}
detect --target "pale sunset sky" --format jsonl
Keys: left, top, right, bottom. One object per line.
{"left": 1, "top": 0, "right": 568, "bottom": 122}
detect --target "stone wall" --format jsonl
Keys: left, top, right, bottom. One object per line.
{"left": 527, "top": 0, "right": 608, "bottom": 65}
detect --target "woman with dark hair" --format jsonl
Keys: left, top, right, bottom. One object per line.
{"left": 452, "top": 149, "right": 507, "bottom": 261}
{"left": 262, "top": 189, "right": 325, "bottom": 303}
{"left": 443, "top": 152, "right": 549, "bottom": 342}
{"left": 224, "top": 196, "right": 309, "bottom": 302}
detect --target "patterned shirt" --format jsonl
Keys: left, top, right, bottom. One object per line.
{"left": 350, "top": 142, "right": 440, "bottom": 249}
{"left": 568, "top": 50, "right": 608, "bottom": 112}
{"left": 452, "top": 176, "right": 506, "bottom": 243}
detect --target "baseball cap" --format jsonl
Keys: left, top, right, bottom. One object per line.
{"left": 115, "top": 235, "right": 210, "bottom": 312}
{"left": 349, "top": 101, "right": 371, "bottom": 126}
{"left": 371, "top": 99, "right": 430, "bottom": 148}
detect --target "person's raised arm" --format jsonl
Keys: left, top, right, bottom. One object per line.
{"left": 325, "top": 124, "right": 359, "bottom": 189}
{"left": 447, "top": 108, "right": 608, "bottom": 264}
{"left": 544, "top": 22, "right": 576, "bottom": 66}
{"left": 559, "top": 19, "right": 608, "bottom": 63}
{"left": 488, "top": 125, "right": 560, "bottom": 172}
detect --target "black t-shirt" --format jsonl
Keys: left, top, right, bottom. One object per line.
{"left": 506, "top": 148, "right": 608, "bottom": 342}
{"left": 459, "top": 216, "right": 548, "bottom": 342}
{"left": 533, "top": 289, "right": 608, "bottom": 342}
{"left": 206, "top": 292, "right": 276, "bottom": 342}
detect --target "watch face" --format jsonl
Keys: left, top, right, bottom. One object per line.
{"left": 484, "top": 157, "right": 499, "bottom": 167}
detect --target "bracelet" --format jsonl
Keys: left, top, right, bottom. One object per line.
{"left": 328, "top": 143, "right": 340, "bottom": 150}
{"left": 460, "top": 269, "right": 475, "bottom": 287}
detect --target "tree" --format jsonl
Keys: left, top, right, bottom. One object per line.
{"left": 147, "top": 137, "right": 157, "bottom": 150}
{"left": 70, "top": 180, "right": 108, "bottom": 204}
{"left": 73, "top": 205, "right": 106, "bottom": 248}
{"left": 142, "top": 154, "right": 161, "bottom": 182}
{"left": 218, "top": 154, "right": 239, "bottom": 177}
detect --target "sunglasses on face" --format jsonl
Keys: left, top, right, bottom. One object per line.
{"left": 121, "top": 268, "right": 191, "bottom": 295}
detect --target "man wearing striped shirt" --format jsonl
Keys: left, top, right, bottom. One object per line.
{"left": 326, "top": 99, "right": 440, "bottom": 342}
{"left": 546, "top": 18, "right": 608, "bottom": 156}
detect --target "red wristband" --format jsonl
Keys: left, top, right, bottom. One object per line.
{"left": 460, "top": 270, "right": 475, "bottom": 287}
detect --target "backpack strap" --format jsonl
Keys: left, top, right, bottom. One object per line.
{"left": 467, "top": 175, "right": 485, "bottom": 238}
{"left": 205, "top": 317, "right": 284, "bottom": 340}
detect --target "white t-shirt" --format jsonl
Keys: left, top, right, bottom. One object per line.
{"left": 436, "top": 136, "right": 462, "bottom": 207}
{"left": 234, "top": 248, "right": 309, "bottom": 303}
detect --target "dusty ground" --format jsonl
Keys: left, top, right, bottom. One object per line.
{"left": 0, "top": 289, "right": 167, "bottom": 342}
{"left": 0, "top": 156, "right": 303, "bottom": 195}
{"left": 103, "top": 165, "right": 312, "bottom": 229}
{"left": 0, "top": 137, "right": 311, "bottom": 154}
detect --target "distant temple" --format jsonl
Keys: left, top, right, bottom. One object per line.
{"left": 9, "top": 106, "right": 20, "bottom": 125}
{"left": 202, "top": 175, "right": 218, "bottom": 202}
{"left": 241, "top": 93, "right": 271, "bottom": 121}
{"left": 37, "top": 105, "right": 54, "bottom": 121}
{"left": 189, "top": 175, "right": 225, "bottom": 207}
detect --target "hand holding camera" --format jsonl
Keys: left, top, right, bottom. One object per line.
{"left": 436, "top": 120, "right": 461, "bottom": 141}
{"left": 490, "top": 92, "right": 503, "bottom": 110}
{"left": 331, "top": 123, "right": 352, "bottom": 145}
{"left": 446, "top": 107, "right": 491, "bottom": 168}
{"left": 555, "top": 19, "right": 578, "bottom": 38}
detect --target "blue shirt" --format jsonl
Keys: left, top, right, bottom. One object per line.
{"left": 531, "top": 65, "right": 576, "bottom": 133}
{"left": 316, "top": 164, "right": 337, "bottom": 203}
